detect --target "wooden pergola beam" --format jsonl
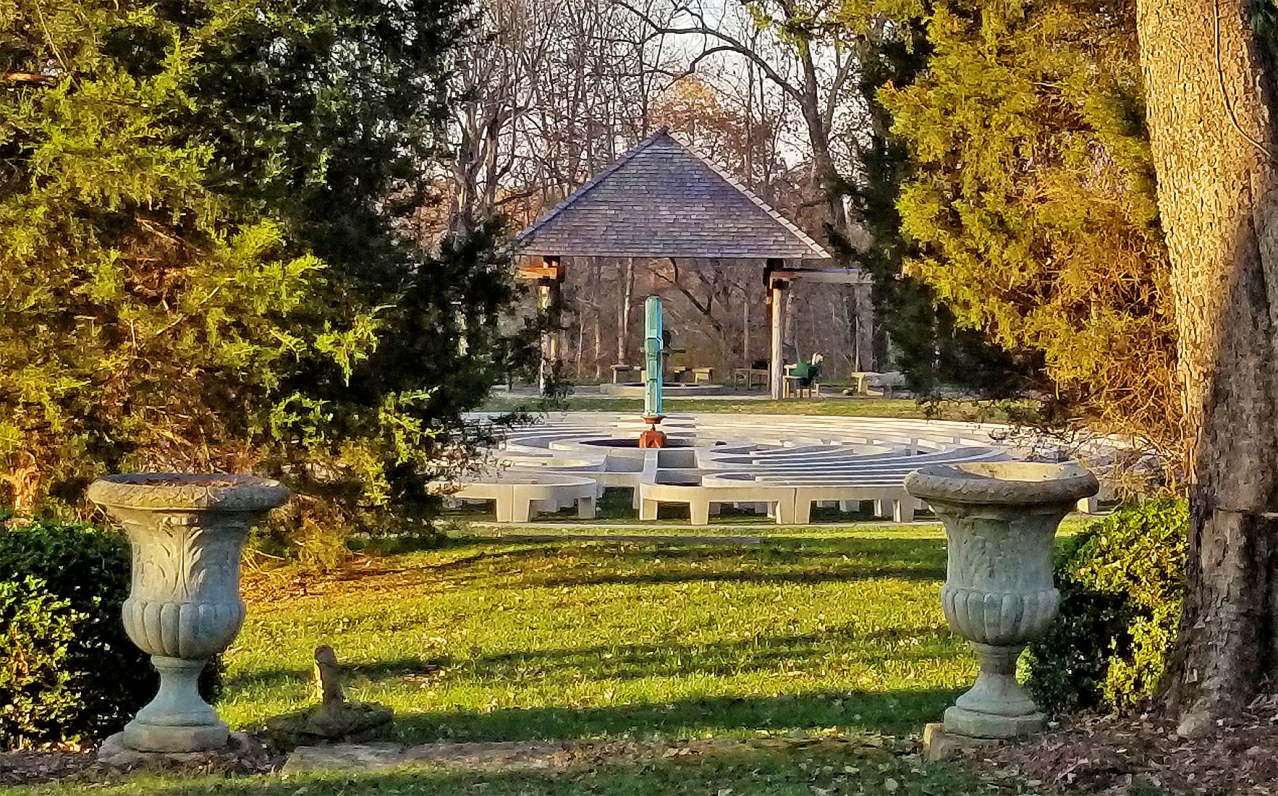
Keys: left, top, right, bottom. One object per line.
{"left": 768, "top": 268, "right": 870, "bottom": 285}
{"left": 516, "top": 260, "right": 565, "bottom": 282}
{"left": 766, "top": 259, "right": 787, "bottom": 400}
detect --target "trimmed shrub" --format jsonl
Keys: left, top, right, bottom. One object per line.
{"left": 0, "top": 577, "right": 83, "bottom": 745}
{"left": 0, "top": 518, "right": 223, "bottom": 748}
{"left": 1025, "top": 500, "right": 1187, "bottom": 715}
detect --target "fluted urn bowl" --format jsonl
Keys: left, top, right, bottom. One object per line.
{"left": 87, "top": 473, "right": 289, "bottom": 752}
{"left": 905, "top": 461, "right": 1098, "bottom": 739}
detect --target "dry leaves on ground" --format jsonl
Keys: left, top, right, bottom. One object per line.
{"left": 974, "top": 696, "right": 1278, "bottom": 795}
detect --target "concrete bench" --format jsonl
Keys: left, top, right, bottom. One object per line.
{"left": 793, "top": 486, "right": 918, "bottom": 522}
{"left": 437, "top": 473, "right": 598, "bottom": 522}
{"left": 849, "top": 371, "right": 907, "bottom": 396}
{"left": 637, "top": 478, "right": 799, "bottom": 525}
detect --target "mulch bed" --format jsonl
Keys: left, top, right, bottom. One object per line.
{"left": 970, "top": 696, "right": 1278, "bottom": 795}
{"left": 1, "top": 737, "right": 278, "bottom": 788}
{"left": 13, "top": 707, "right": 1278, "bottom": 794}
{"left": 0, "top": 749, "right": 96, "bottom": 787}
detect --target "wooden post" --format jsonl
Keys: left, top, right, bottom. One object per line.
{"left": 767, "top": 258, "right": 788, "bottom": 400}
{"left": 537, "top": 256, "right": 563, "bottom": 394}
{"left": 770, "top": 281, "right": 788, "bottom": 399}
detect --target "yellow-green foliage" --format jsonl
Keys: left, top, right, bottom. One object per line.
{"left": 0, "top": 0, "right": 337, "bottom": 511}
{"left": 882, "top": 0, "right": 1178, "bottom": 445}
{"left": 1, "top": 0, "right": 518, "bottom": 542}
{"left": 1026, "top": 501, "right": 1187, "bottom": 714}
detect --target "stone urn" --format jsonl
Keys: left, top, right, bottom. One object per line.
{"left": 905, "top": 461, "right": 1098, "bottom": 739}
{"left": 87, "top": 473, "right": 289, "bottom": 752}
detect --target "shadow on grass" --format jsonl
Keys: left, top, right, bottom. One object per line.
{"left": 521, "top": 540, "right": 948, "bottom": 587}
{"left": 534, "top": 565, "right": 944, "bottom": 587}
{"left": 46, "top": 738, "right": 996, "bottom": 796}
{"left": 389, "top": 687, "right": 959, "bottom": 743}
{"left": 226, "top": 678, "right": 958, "bottom": 745}
{"left": 362, "top": 536, "right": 951, "bottom": 588}
{"left": 226, "top": 625, "right": 959, "bottom": 694}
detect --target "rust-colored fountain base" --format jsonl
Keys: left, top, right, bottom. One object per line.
{"left": 638, "top": 417, "right": 667, "bottom": 449}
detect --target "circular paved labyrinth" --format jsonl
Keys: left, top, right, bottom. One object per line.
{"left": 445, "top": 413, "right": 1098, "bottom": 526}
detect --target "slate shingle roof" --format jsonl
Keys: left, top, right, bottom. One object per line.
{"left": 516, "top": 130, "right": 830, "bottom": 261}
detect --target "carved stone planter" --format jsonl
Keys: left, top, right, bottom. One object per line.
{"left": 905, "top": 462, "right": 1098, "bottom": 739}
{"left": 87, "top": 474, "right": 289, "bottom": 752}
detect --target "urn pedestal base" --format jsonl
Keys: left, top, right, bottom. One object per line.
{"left": 943, "top": 706, "right": 1043, "bottom": 739}
{"left": 122, "top": 720, "right": 229, "bottom": 753}
{"left": 98, "top": 730, "right": 266, "bottom": 769}
{"left": 942, "top": 642, "right": 1043, "bottom": 739}
{"left": 921, "top": 722, "right": 999, "bottom": 761}
{"left": 122, "top": 656, "right": 228, "bottom": 752}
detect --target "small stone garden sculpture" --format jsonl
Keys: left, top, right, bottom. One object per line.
{"left": 265, "top": 646, "right": 394, "bottom": 748}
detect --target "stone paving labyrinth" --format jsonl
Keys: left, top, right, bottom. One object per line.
{"left": 445, "top": 413, "right": 1063, "bottom": 526}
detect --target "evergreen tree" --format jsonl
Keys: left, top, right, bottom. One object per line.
{"left": 177, "top": 0, "right": 521, "bottom": 538}
{"left": 879, "top": 0, "right": 1178, "bottom": 445}
{"left": 1, "top": 0, "right": 520, "bottom": 541}
{"left": 0, "top": 0, "right": 334, "bottom": 513}
{"left": 842, "top": 6, "right": 1024, "bottom": 397}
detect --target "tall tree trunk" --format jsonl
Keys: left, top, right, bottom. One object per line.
{"left": 592, "top": 312, "right": 603, "bottom": 381}
{"left": 794, "top": 38, "right": 847, "bottom": 233}
{"left": 592, "top": 259, "right": 604, "bottom": 379}
{"left": 784, "top": 288, "right": 797, "bottom": 363}
{"left": 1137, "top": 0, "right": 1278, "bottom": 733}
{"left": 617, "top": 258, "right": 635, "bottom": 363}
{"left": 575, "top": 310, "right": 585, "bottom": 380}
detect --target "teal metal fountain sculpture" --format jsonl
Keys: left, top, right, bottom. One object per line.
{"left": 639, "top": 296, "right": 667, "bottom": 448}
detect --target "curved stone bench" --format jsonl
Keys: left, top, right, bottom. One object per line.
{"left": 637, "top": 478, "right": 800, "bottom": 525}
{"left": 458, "top": 412, "right": 1110, "bottom": 525}
{"left": 437, "top": 473, "right": 598, "bottom": 522}
{"left": 700, "top": 447, "right": 1009, "bottom": 524}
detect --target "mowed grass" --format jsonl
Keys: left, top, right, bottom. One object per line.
{"left": 14, "top": 743, "right": 1025, "bottom": 796}
{"left": 10, "top": 527, "right": 1115, "bottom": 796}
{"left": 479, "top": 395, "right": 1020, "bottom": 423}
{"left": 221, "top": 530, "right": 971, "bottom": 742}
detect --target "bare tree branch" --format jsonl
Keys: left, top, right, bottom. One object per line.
{"left": 614, "top": 0, "right": 804, "bottom": 102}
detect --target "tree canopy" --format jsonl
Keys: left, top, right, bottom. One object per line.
{"left": 875, "top": 0, "right": 1177, "bottom": 450}
{"left": 1, "top": 0, "right": 523, "bottom": 543}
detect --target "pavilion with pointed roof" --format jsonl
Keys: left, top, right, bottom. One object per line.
{"left": 515, "top": 129, "right": 869, "bottom": 399}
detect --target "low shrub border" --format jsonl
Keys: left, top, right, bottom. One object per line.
{"left": 1026, "top": 500, "right": 1187, "bottom": 714}
{"left": 0, "top": 516, "right": 222, "bottom": 749}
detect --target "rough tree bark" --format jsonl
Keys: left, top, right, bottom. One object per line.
{"left": 1136, "top": 0, "right": 1278, "bottom": 733}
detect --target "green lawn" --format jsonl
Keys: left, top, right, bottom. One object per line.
{"left": 10, "top": 527, "right": 1091, "bottom": 795}
{"left": 13, "top": 743, "right": 1022, "bottom": 796}
{"left": 479, "top": 395, "right": 1018, "bottom": 423}
{"left": 223, "top": 531, "right": 969, "bottom": 741}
